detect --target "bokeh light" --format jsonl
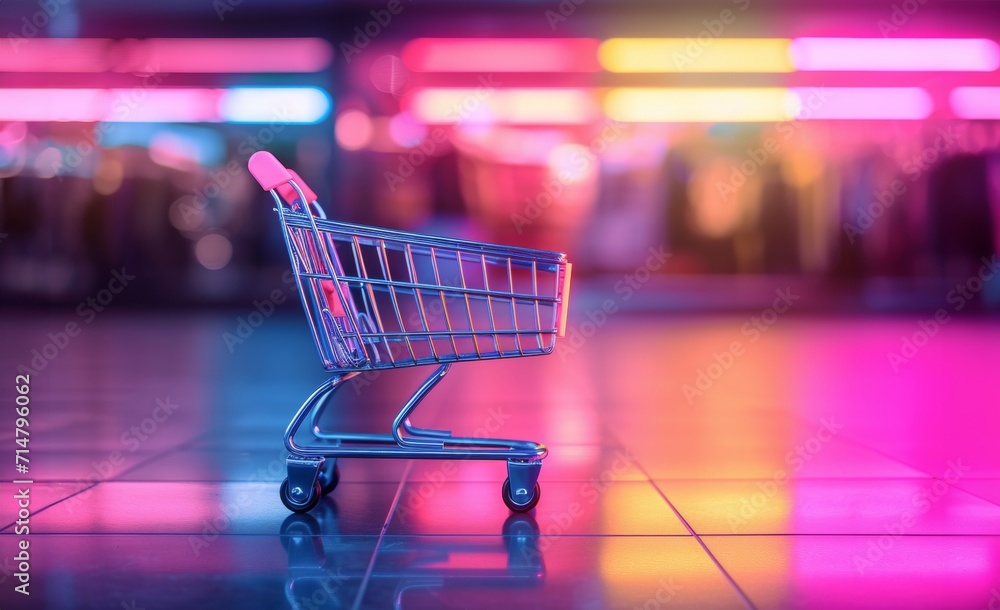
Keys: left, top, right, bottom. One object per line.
{"left": 370, "top": 54, "right": 409, "bottom": 95}
{"left": 335, "top": 109, "right": 374, "bottom": 151}
{"left": 194, "top": 233, "right": 233, "bottom": 269}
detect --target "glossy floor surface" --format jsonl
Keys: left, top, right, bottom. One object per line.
{"left": 1, "top": 306, "right": 998, "bottom": 609}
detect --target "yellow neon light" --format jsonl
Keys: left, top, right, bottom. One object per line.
{"left": 604, "top": 87, "right": 799, "bottom": 123}
{"left": 599, "top": 38, "right": 793, "bottom": 73}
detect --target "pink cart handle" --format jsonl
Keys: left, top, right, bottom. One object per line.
{"left": 276, "top": 169, "right": 318, "bottom": 206}
{"left": 248, "top": 151, "right": 293, "bottom": 191}
{"left": 321, "top": 279, "right": 351, "bottom": 317}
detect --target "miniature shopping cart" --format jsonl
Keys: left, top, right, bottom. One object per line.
{"left": 248, "top": 152, "right": 572, "bottom": 514}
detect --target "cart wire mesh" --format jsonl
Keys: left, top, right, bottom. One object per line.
{"left": 282, "top": 213, "right": 572, "bottom": 372}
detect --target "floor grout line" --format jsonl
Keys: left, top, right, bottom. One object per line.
{"left": 826, "top": 430, "right": 1000, "bottom": 509}
{"left": 0, "top": 435, "right": 202, "bottom": 532}
{"left": 349, "top": 459, "right": 413, "bottom": 610}
{"left": 604, "top": 428, "right": 758, "bottom": 610}
{"left": 644, "top": 472, "right": 759, "bottom": 610}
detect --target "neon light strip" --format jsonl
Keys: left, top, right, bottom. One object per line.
{"left": 402, "top": 38, "right": 601, "bottom": 72}
{"left": 791, "top": 87, "right": 932, "bottom": 119}
{"left": 405, "top": 88, "right": 599, "bottom": 124}
{"left": 0, "top": 38, "right": 332, "bottom": 73}
{"left": 557, "top": 263, "right": 573, "bottom": 339}
{"left": 604, "top": 88, "right": 798, "bottom": 122}
{"left": 951, "top": 87, "right": 1000, "bottom": 119}
{"left": 604, "top": 87, "right": 935, "bottom": 122}
{"left": 599, "top": 38, "right": 793, "bottom": 73}
{"left": 0, "top": 87, "right": 331, "bottom": 123}
{"left": 790, "top": 38, "right": 1000, "bottom": 72}
{"left": 220, "top": 87, "right": 332, "bottom": 123}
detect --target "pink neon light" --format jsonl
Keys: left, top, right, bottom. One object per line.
{"left": 950, "top": 87, "right": 1000, "bottom": 119}
{"left": 402, "top": 38, "right": 601, "bottom": 72}
{"left": 0, "top": 89, "right": 108, "bottom": 122}
{"left": 0, "top": 89, "right": 221, "bottom": 122}
{"left": 404, "top": 88, "right": 598, "bottom": 125}
{"left": 130, "top": 38, "right": 332, "bottom": 73}
{"left": 109, "top": 89, "right": 221, "bottom": 122}
{"left": 0, "top": 39, "right": 113, "bottom": 72}
{"left": 792, "top": 87, "right": 932, "bottom": 120}
{"left": 791, "top": 38, "right": 1000, "bottom": 72}
{"left": 0, "top": 38, "right": 332, "bottom": 73}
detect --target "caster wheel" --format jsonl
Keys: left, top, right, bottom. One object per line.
{"left": 502, "top": 477, "right": 540, "bottom": 513}
{"left": 318, "top": 463, "right": 341, "bottom": 496}
{"left": 280, "top": 478, "right": 322, "bottom": 513}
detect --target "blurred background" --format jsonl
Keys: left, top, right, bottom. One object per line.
{"left": 4, "top": 3, "right": 1000, "bottom": 608}
{"left": 3, "top": 0, "right": 1000, "bottom": 312}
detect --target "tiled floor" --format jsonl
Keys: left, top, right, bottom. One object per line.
{"left": 1, "top": 309, "right": 998, "bottom": 609}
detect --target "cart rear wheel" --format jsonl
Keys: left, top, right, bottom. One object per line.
{"left": 318, "top": 463, "right": 341, "bottom": 495}
{"left": 280, "top": 478, "right": 322, "bottom": 513}
{"left": 502, "top": 478, "right": 540, "bottom": 512}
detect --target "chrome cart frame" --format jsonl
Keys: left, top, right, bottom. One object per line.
{"left": 248, "top": 152, "right": 573, "bottom": 514}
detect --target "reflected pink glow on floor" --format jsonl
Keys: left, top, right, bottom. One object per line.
{"left": 0, "top": 311, "right": 998, "bottom": 608}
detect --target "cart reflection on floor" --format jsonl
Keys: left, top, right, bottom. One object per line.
{"left": 280, "top": 502, "right": 545, "bottom": 609}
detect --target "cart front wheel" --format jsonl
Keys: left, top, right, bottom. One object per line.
{"left": 280, "top": 478, "right": 322, "bottom": 513}
{"left": 502, "top": 478, "right": 540, "bottom": 512}
{"left": 318, "top": 463, "right": 341, "bottom": 495}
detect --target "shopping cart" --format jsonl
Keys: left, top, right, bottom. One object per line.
{"left": 248, "top": 152, "right": 573, "bottom": 514}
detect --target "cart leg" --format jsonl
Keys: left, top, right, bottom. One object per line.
{"left": 317, "top": 457, "right": 340, "bottom": 495}
{"left": 391, "top": 364, "right": 452, "bottom": 448}
{"left": 285, "top": 375, "right": 354, "bottom": 453}
{"left": 503, "top": 460, "right": 542, "bottom": 512}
